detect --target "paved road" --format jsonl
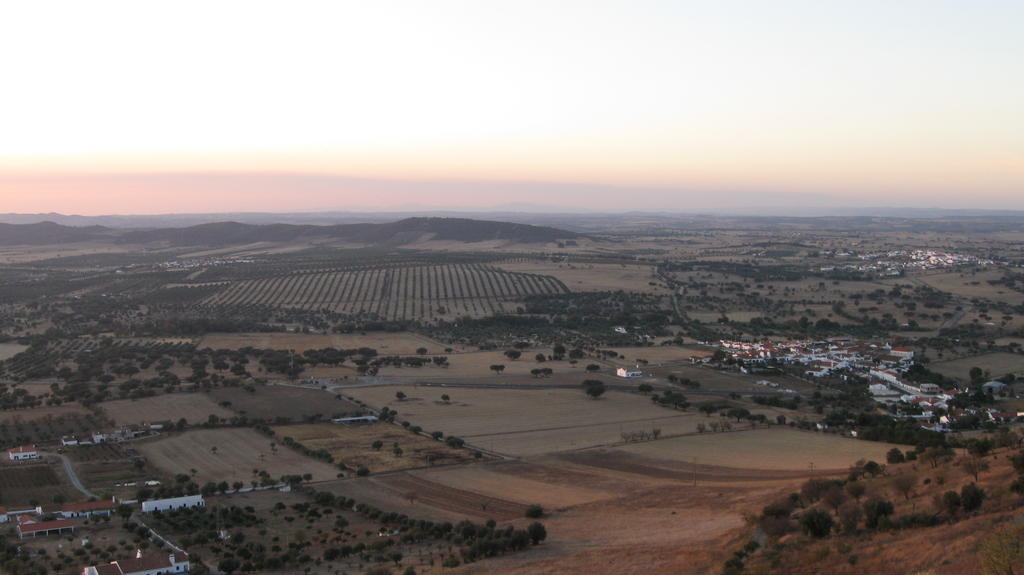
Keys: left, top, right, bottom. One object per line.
{"left": 48, "top": 452, "right": 97, "bottom": 498}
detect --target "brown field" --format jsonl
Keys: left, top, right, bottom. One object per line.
{"left": 0, "top": 403, "right": 91, "bottom": 424}
{"left": 929, "top": 352, "right": 1024, "bottom": 381}
{"left": 271, "top": 422, "right": 475, "bottom": 472}
{"left": 0, "top": 460, "right": 78, "bottom": 506}
{"left": 601, "top": 426, "right": 896, "bottom": 471}
{"left": 342, "top": 386, "right": 714, "bottom": 456}
{"left": 0, "top": 342, "right": 28, "bottom": 360}
{"left": 496, "top": 261, "right": 665, "bottom": 293}
{"left": 603, "top": 345, "right": 712, "bottom": 367}
{"left": 100, "top": 393, "right": 234, "bottom": 426}
{"left": 199, "top": 330, "right": 463, "bottom": 354}
{"left": 135, "top": 427, "right": 341, "bottom": 484}
{"left": 210, "top": 384, "right": 361, "bottom": 421}
{"left": 919, "top": 269, "right": 1024, "bottom": 305}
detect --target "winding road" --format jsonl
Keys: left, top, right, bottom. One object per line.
{"left": 46, "top": 451, "right": 97, "bottom": 499}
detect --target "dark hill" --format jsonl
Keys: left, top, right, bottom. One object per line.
{"left": 0, "top": 222, "right": 112, "bottom": 245}
{"left": 118, "top": 217, "right": 580, "bottom": 246}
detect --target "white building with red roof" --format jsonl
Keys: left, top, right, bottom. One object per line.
{"left": 16, "top": 515, "right": 74, "bottom": 538}
{"left": 8, "top": 445, "right": 38, "bottom": 461}
{"left": 83, "top": 550, "right": 190, "bottom": 575}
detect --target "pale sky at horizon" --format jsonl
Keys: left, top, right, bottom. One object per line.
{"left": 1, "top": 0, "right": 1022, "bottom": 214}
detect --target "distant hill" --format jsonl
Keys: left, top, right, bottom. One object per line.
{"left": 0, "top": 222, "right": 113, "bottom": 245}
{"left": 0, "top": 217, "right": 580, "bottom": 247}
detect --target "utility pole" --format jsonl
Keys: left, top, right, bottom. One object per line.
{"left": 693, "top": 457, "right": 697, "bottom": 486}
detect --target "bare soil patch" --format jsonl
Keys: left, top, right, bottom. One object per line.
{"left": 343, "top": 386, "right": 707, "bottom": 456}
{"left": 210, "top": 384, "right": 361, "bottom": 421}
{"left": 101, "top": 393, "right": 233, "bottom": 426}
{"left": 929, "top": 351, "right": 1024, "bottom": 381}
{"left": 607, "top": 427, "right": 896, "bottom": 471}
{"left": 271, "top": 422, "right": 474, "bottom": 473}
{"left": 135, "top": 427, "right": 340, "bottom": 485}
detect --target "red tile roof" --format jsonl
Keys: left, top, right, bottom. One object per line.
{"left": 90, "top": 552, "right": 189, "bottom": 575}
{"left": 8, "top": 445, "right": 36, "bottom": 454}
{"left": 62, "top": 499, "right": 116, "bottom": 513}
{"left": 17, "top": 518, "right": 73, "bottom": 533}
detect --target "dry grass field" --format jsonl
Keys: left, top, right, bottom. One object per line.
{"left": 496, "top": 261, "right": 664, "bottom": 293}
{"left": 210, "top": 384, "right": 361, "bottom": 421}
{"left": 101, "top": 393, "right": 234, "bottom": 426}
{"left": 271, "top": 422, "right": 474, "bottom": 472}
{"left": 929, "top": 352, "right": 1024, "bottom": 381}
{"left": 0, "top": 342, "right": 28, "bottom": 360}
{"left": 919, "top": 269, "right": 1024, "bottom": 305}
{"left": 135, "top": 427, "right": 341, "bottom": 484}
{"left": 199, "top": 331, "right": 462, "bottom": 354}
{"left": 343, "top": 386, "right": 712, "bottom": 456}
{"left": 603, "top": 426, "right": 896, "bottom": 471}
{"left": 603, "top": 345, "right": 712, "bottom": 366}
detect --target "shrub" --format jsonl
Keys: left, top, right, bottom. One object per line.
{"left": 525, "top": 504, "right": 544, "bottom": 519}
{"left": 799, "top": 507, "right": 833, "bottom": 538}
{"left": 961, "top": 483, "right": 986, "bottom": 512}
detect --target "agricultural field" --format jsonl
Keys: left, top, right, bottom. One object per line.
{"left": 100, "top": 392, "right": 234, "bottom": 426}
{"left": 0, "top": 460, "right": 78, "bottom": 506}
{"left": 134, "top": 427, "right": 341, "bottom": 484}
{"left": 210, "top": 384, "right": 362, "bottom": 422}
{"left": 343, "top": 386, "right": 717, "bottom": 457}
{"left": 199, "top": 330, "right": 462, "bottom": 354}
{"left": 495, "top": 261, "right": 665, "bottom": 293}
{"left": 918, "top": 269, "right": 1024, "bottom": 306}
{"left": 271, "top": 422, "right": 475, "bottom": 473}
{"left": 0, "top": 404, "right": 108, "bottom": 446}
{"left": 601, "top": 345, "right": 712, "bottom": 367}
{"left": 0, "top": 342, "right": 27, "bottom": 360}
{"left": 596, "top": 426, "right": 896, "bottom": 472}
{"left": 929, "top": 352, "right": 1024, "bottom": 381}
{"left": 200, "top": 263, "right": 569, "bottom": 321}
{"left": 65, "top": 443, "right": 165, "bottom": 499}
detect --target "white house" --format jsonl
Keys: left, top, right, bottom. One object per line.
{"left": 8, "top": 445, "right": 38, "bottom": 461}
{"left": 61, "top": 436, "right": 80, "bottom": 447}
{"left": 616, "top": 367, "right": 642, "bottom": 378}
{"left": 142, "top": 495, "right": 204, "bottom": 513}
{"left": 44, "top": 498, "right": 118, "bottom": 518}
{"left": 83, "top": 550, "right": 190, "bottom": 575}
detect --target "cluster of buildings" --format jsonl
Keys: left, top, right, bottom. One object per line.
{"left": 61, "top": 424, "right": 155, "bottom": 447}
{"left": 719, "top": 337, "right": 1020, "bottom": 432}
{"left": 719, "top": 338, "right": 915, "bottom": 377}
{"left": 0, "top": 495, "right": 205, "bottom": 538}
{"left": 819, "top": 249, "right": 993, "bottom": 276}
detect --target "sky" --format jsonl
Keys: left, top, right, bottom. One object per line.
{"left": 0, "top": 0, "right": 1021, "bottom": 215}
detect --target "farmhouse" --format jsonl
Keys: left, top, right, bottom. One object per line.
{"left": 8, "top": 444, "right": 39, "bottom": 461}
{"left": 616, "top": 367, "right": 642, "bottom": 378}
{"left": 43, "top": 498, "right": 118, "bottom": 518}
{"left": 142, "top": 494, "right": 204, "bottom": 513}
{"left": 16, "top": 515, "right": 74, "bottom": 539}
{"left": 83, "top": 550, "right": 190, "bottom": 575}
